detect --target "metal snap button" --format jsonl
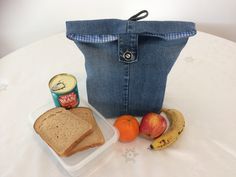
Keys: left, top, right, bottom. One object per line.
{"left": 123, "top": 51, "right": 133, "bottom": 60}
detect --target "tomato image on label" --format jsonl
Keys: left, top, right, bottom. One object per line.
{"left": 59, "top": 92, "right": 78, "bottom": 108}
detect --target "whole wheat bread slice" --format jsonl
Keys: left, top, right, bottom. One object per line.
{"left": 66, "top": 107, "right": 105, "bottom": 156}
{"left": 34, "top": 107, "right": 93, "bottom": 156}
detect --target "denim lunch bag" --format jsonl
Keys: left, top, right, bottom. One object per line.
{"left": 66, "top": 10, "right": 196, "bottom": 118}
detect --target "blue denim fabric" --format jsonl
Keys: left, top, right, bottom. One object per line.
{"left": 66, "top": 18, "right": 196, "bottom": 118}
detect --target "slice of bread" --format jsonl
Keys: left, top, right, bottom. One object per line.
{"left": 66, "top": 107, "right": 105, "bottom": 156}
{"left": 34, "top": 107, "right": 93, "bottom": 156}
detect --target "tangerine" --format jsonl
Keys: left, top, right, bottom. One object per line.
{"left": 114, "top": 115, "right": 139, "bottom": 142}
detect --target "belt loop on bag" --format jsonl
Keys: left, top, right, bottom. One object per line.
{"left": 118, "top": 10, "right": 148, "bottom": 64}
{"left": 118, "top": 21, "right": 138, "bottom": 63}
{"left": 128, "top": 10, "right": 149, "bottom": 21}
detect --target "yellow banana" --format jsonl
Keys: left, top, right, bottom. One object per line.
{"left": 150, "top": 108, "right": 185, "bottom": 150}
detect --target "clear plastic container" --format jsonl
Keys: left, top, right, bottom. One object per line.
{"left": 29, "top": 99, "right": 119, "bottom": 177}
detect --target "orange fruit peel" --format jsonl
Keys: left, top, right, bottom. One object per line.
{"left": 114, "top": 115, "right": 139, "bottom": 142}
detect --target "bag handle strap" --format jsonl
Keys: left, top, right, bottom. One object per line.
{"left": 128, "top": 10, "right": 149, "bottom": 21}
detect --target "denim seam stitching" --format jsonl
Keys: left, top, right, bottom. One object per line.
{"left": 140, "top": 31, "right": 196, "bottom": 40}
{"left": 123, "top": 64, "right": 129, "bottom": 113}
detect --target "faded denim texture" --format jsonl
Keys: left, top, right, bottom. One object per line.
{"left": 66, "top": 16, "right": 196, "bottom": 118}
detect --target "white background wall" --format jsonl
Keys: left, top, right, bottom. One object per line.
{"left": 0, "top": 0, "right": 236, "bottom": 58}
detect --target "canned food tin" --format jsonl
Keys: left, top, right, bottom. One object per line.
{"left": 49, "top": 73, "right": 79, "bottom": 109}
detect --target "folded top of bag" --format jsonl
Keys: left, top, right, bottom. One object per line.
{"left": 66, "top": 19, "right": 196, "bottom": 43}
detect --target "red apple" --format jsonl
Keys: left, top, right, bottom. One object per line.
{"left": 139, "top": 112, "right": 167, "bottom": 139}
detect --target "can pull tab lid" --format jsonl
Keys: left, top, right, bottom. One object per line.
{"left": 51, "top": 80, "right": 65, "bottom": 91}
{"left": 128, "top": 10, "right": 149, "bottom": 21}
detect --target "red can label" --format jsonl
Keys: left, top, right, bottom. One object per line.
{"left": 58, "top": 92, "right": 79, "bottom": 109}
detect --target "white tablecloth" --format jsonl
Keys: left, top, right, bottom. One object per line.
{"left": 0, "top": 32, "right": 236, "bottom": 177}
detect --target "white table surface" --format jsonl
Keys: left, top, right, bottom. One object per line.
{"left": 0, "top": 31, "right": 236, "bottom": 177}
